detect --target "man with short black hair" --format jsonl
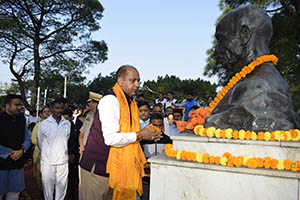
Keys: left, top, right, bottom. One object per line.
{"left": 0, "top": 94, "right": 31, "bottom": 200}
{"left": 138, "top": 101, "right": 151, "bottom": 129}
{"left": 175, "top": 92, "right": 199, "bottom": 120}
{"left": 152, "top": 103, "right": 163, "bottom": 115}
{"left": 38, "top": 99, "right": 71, "bottom": 200}
{"left": 165, "top": 91, "right": 177, "bottom": 109}
{"left": 155, "top": 92, "right": 166, "bottom": 110}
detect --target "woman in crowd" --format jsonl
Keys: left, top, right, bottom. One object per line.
{"left": 31, "top": 106, "right": 51, "bottom": 190}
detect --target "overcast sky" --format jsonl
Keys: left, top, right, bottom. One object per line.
{"left": 0, "top": 0, "right": 222, "bottom": 85}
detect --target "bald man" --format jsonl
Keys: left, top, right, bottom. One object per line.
{"left": 79, "top": 65, "right": 161, "bottom": 200}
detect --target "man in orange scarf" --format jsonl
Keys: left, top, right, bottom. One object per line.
{"left": 98, "top": 65, "right": 162, "bottom": 200}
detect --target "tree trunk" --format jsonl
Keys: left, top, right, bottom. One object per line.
{"left": 30, "top": 40, "right": 40, "bottom": 109}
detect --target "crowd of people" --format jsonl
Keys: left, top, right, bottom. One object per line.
{"left": 0, "top": 65, "right": 211, "bottom": 200}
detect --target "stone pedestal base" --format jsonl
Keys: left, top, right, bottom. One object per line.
{"left": 149, "top": 133, "right": 300, "bottom": 200}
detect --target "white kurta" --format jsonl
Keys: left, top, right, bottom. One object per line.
{"left": 37, "top": 115, "right": 71, "bottom": 200}
{"left": 98, "top": 95, "right": 137, "bottom": 148}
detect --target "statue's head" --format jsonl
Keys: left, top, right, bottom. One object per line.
{"left": 214, "top": 5, "right": 273, "bottom": 71}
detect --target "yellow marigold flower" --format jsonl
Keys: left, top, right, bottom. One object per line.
{"left": 176, "top": 151, "right": 182, "bottom": 160}
{"left": 277, "top": 160, "right": 285, "bottom": 170}
{"left": 286, "top": 131, "right": 292, "bottom": 141}
{"left": 239, "top": 130, "right": 246, "bottom": 140}
{"left": 196, "top": 152, "right": 203, "bottom": 163}
{"left": 220, "top": 157, "right": 228, "bottom": 166}
{"left": 243, "top": 156, "right": 250, "bottom": 166}
{"left": 264, "top": 131, "right": 271, "bottom": 141}
{"left": 274, "top": 131, "right": 282, "bottom": 141}
{"left": 251, "top": 131, "right": 257, "bottom": 140}
{"left": 193, "top": 125, "right": 203, "bottom": 135}
{"left": 199, "top": 128, "right": 206, "bottom": 137}
{"left": 215, "top": 129, "right": 221, "bottom": 138}
{"left": 225, "top": 128, "right": 233, "bottom": 139}
{"left": 207, "top": 127, "right": 216, "bottom": 138}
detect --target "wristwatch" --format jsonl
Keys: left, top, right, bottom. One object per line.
{"left": 21, "top": 146, "right": 25, "bottom": 153}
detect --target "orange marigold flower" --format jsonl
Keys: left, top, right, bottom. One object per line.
{"left": 220, "top": 130, "right": 226, "bottom": 139}
{"left": 203, "top": 153, "right": 210, "bottom": 163}
{"left": 224, "top": 86, "right": 231, "bottom": 91}
{"left": 271, "top": 159, "right": 278, "bottom": 170}
{"left": 258, "top": 132, "right": 264, "bottom": 141}
{"left": 216, "top": 93, "right": 223, "bottom": 100}
{"left": 228, "top": 82, "right": 234, "bottom": 88}
{"left": 246, "top": 158, "right": 258, "bottom": 169}
{"left": 202, "top": 129, "right": 207, "bottom": 137}
{"left": 234, "top": 73, "right": 241, "bottom": 80}
{"left": 223, "top": 152, "right": 232, "bottom": 158}
{"left": 245, "top": 131, "right": 251, "bottom": 140}
{"left": 171, "top": 150, "right": 178, "bottom": 157}
{"left": 257, "top": 158, "right": 264, "bottom": 168}
{"left": 270, "top": 132, "right": 275, "bottom": 141}
{"left": 209, "top": 156, "right": 215, "bottom": 164}
{"left": 215, "top": 156, "right": 221, "bottom": 165}
{"left": 233, "top": 157, "right": 243, "bottom": 167}
{"left": 206, "top": 107, "right": 212, "bottom": 113}
{"left": 227, "top": 157, "right": 234, "bottom": 167}
{"left": 284, "top": 160, "right": 292, "bottom": 171}
{"left": 291, "top": 161, "right": 299, "bottom": 172}
{"left": 180, "top": 150, "right": 187, "bottom": 160}
{"left": 290, "top": 129, "right": 298, "bottom": 139}
{"left": 240, "top": 71, "right": 246, "bottom": 78}
{"left": 233, "top": 130, "right": 239, "bottom": 139}
{"left": 214, "top": 97, "right": 220, "bottom": 104}
{"left": 264, "top": 157, "right": 272, "bottom": 169}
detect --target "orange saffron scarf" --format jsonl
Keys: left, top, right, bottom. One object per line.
{"left": 106, "top": 83, "right": 146, "bottom": 200}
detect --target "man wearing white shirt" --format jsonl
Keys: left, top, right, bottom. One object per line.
{"left": 79, "top": 65, "right": 161, "bottom": 200}
{"left": 155, "top": 92, "right": 167, "bottom": 110}
{"left": 37, "top": 99, "right": 71, "bottom": 200}
{"left": 165, "top": 91, "right": 177, "bottom": 109}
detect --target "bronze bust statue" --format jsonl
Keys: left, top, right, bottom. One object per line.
{"left": 205, "top": 5, "right": 300, "bottom": 132}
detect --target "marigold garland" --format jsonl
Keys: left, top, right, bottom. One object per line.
{"left": 164, "top": 144, "right": 300, "bottom": 172}
{"left": 205, "top": 54, "right": 278, "bottom": 114}
{"left": 193, "top": 125, "right": 300, "bottom": 142}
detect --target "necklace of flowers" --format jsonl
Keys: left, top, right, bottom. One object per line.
{"left": 164, "top": 144, "right": 300, "bottom": 171}
{"left": 206, "top": 54, "right": 278, "bottom": 113}
{"left": 193, "top": 125, "right": 300, "bottom": 142}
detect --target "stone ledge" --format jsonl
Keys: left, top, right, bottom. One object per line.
{"left": 171, "top": 133, "right": 300, "bottom": 148}
{"left": 149, "top": 154, "right": 300, "bottom": 180}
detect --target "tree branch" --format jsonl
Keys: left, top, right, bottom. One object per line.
{"left": 40, "top": 48, "right": 81, "bottom": 61}
{"left": 280, "top": 0, "right": 297, "bottom": 16}
{"left": 9, "top": 43, "right": 31, "bottom": 110}
{"left": 266, "top": 6, "right": 283, "bottom": 13}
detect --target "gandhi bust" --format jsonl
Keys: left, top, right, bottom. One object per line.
{"left": 205, "top": 5, "right": 300, "bottom": 132}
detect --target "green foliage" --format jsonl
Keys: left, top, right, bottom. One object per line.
{"left": 0, "top": 0, "right": 108, "bottom": 111}
{"left": 88, "top": 72, "right": 117, "bottom": 95}
{"left": 205, "top": 0, "right": 300, "bottom": 111}
{"left": 140, "top": 75, "right": 217, "bottom": 106}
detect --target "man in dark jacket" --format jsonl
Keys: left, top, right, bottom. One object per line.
{"left": 0, "top": 94, "right": 31, "bottom": 200}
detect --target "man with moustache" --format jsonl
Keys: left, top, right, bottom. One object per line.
{"left": 80, "top": 65, "right": 161, "bottom": 200}
{"left": 37, "top": 99, "right": 71, "bottom": 200}
{"left": 0, "top": 94, "right": 31, "bottom": 200}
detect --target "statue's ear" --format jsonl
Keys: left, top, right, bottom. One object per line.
{"left": 239, "top": 25, "right": 251, "bottom": 45}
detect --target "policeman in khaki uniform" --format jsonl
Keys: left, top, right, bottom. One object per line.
{"left": 78, "top": 91, "right": 102, "bottom": 200}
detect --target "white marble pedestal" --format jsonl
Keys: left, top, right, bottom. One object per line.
{"left": 149, "top": 133, "right": 300, "bottom": 200}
